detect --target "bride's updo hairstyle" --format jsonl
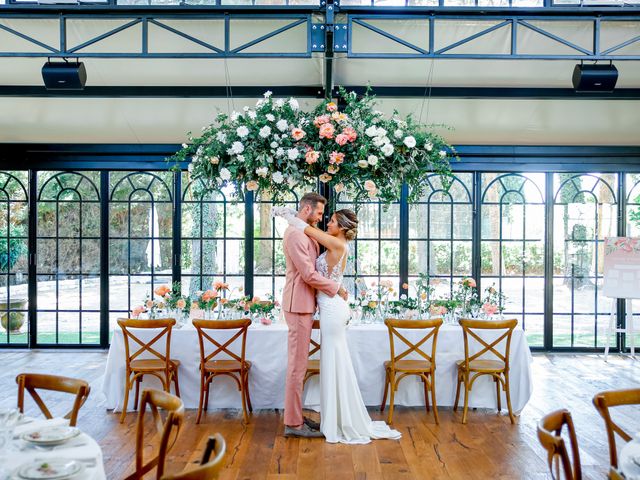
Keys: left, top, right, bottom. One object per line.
{"left": 334, "top": 209, "right": 358, "bottom": 241}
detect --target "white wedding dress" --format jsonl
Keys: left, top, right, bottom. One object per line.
{"left": 316, "top": 246, "right": 402, "bottom": 444}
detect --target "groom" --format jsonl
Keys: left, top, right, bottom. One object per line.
{"left": 282, "top": 192, "right": 347, "bottom": 438}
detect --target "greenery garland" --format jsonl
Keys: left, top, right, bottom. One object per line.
{"left": 170, "top": 87, "right": 456, "bottom": 204}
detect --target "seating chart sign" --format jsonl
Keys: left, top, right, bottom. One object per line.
{"left": 603, "top": 237, "right": 640, "bottom": 299}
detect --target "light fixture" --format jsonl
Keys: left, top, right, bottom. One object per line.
{"left": 572, "top": 62, "right": 618, "bottom": 93}
{"left": 42, "top": 58, "right": 87, "bottom": 90}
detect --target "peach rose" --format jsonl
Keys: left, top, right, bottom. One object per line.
{"left": 331, "top": 112, "right": 348, "bottom": 123}
{"left": 313, "top": 115, "right": 330, "bottom": 127}
{"left": 319, "top": 123, "right": 335, "bottom": 139}
{"left": 305, "top": 150, "right": 320, "bottom": 164}
{"left": 329, "top": 151, "right": 345, "bottom": 164}
{"left": 363, "top": 180, "right": 376, "bottom": 191}
{"left": 462, "top": 277, "right": 477, "bottom": 288}
{"left": 246, "top": 180, "right": 259, "bottom": 191}
{"left": 429, "top": 305, "right": 447, "bottom": 316}
{"left": 327, "top": 165, "right": 339, "bottom": 174}
{"left": 220, "top": 298, "right": 229, "bottom": 305}
{"left": 326, "top": 102, "right": 338, "bottom": 112}
{"left": 335, "top": 134, "right": 349, "bottom": 146}
{"left": 343, "top": 126, "right": 357, "bottom": 142}
{"left": 154, "top": 285, "right": 170, "bottom": 297}
{"left": 402, "top": 283, "right": 409, "bottom": 290}
{"left": 176, "top": 298, "right": 186, "bottom": 310}
{"left": 201, "top": 289, "right": 217, "bottom": 302}
{"left": 334, "top": 182, "right": 345, "bottom": 193}
{"left": 146, "top": 300, "right": 154, "bottom": 309}
{"left": 214, "top": 281, "right": 229, "bottom": 291}
{"left": 291, "top": 128, "right": 306, "bottom": 141}
{"left": 482, "top": 303, "right": 498, "bottom": 316}
{"left": 132, "top": 306, "right": 145, "bottom": 318}
{"left": 260, "top": 317, "right": 272, "bottom": 326}
{"left": 319, "top": 173, "right": 332, "bottom": 183}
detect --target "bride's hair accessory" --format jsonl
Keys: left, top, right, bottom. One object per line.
{"left": 334, "top": 209, "right": 358, "bottom": 241}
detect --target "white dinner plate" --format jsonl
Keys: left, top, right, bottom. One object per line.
{"left": 16, "top": 459, "right": 84, "bottom": 480}
{"left": 21, "top": 426, "right": 81, "bottom": 446}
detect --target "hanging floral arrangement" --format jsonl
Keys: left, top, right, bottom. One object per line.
{"left": 170, "top": 87, "right": 456, "bottom": 204}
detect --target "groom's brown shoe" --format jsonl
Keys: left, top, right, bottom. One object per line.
{"left": 284, "top": 424, "right": 323, "bottom": 438}
{"left": 303, "top": 416, "right": 321, "bottom": 431}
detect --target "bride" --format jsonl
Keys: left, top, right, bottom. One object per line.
{"left": 278, "top": 207, "right": 401, "bottom": 444}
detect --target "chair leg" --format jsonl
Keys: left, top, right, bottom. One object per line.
{"left": 239, "top": 374, "right": 249, "bottom": 424}
{"left": 243, "top": 370, "right": 253, "bottom": 413}
{"left": 423, "top": 375, "right": 430, "bottom": 413}
{"left": 387, "top": 376, "right": 396, "bottom": 425}
{"left": 495, "top": 376, "right": 502, "bottom": 413}
{"left": 430, "top": 374, "right": 439, "bottom": 425}
{"left": 204, "top": 377, "right": 211, "bottom": 411}
{"left": 133, "top": 376, "right": 141, "bottom": 411}
{"left": 453, "top": 370, "right": 462, "bottom": 412}
{"left": 196, "top": 372, "right": 206, "bottom": 424}
{"left": 461, "top": 373, "right": 470, "bottom": 425}
{"left": 504, "top": 372, "right": 515, "bottom": 424}
{"left": 120, "top": 375, "right": 131, "bottom": 424}
{"left": 173, "top": 367, "right": 181, "bottom": 398}
{"left": 380, "top": 369, "right": 390, "bottom": 412}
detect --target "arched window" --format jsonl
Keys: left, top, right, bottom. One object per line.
{"left": 37, "top": 171, "right": 101, "bottom": 345}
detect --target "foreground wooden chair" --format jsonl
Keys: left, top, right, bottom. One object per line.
{"left": 161, "top": 434, "right": 226, "bottom": 480}
{"left": 16, "top": 373, "right": 90, "bottom": 427}
{"left": 593, "top": 388, "right": 640, "bottom": 468}
{"left": 537, "top": 409, "right": 582, "bottom": 480}
{"left": 454, "top": 318, "right": 518, "bottom": 424}
{"left": 381, "top": 318, "right": 443, "bottom": 425}
{"left": 118, "top": 318, "right": 181, "bottom": 423}
{"left": 303, "top": 320, "right": 321, "bottom": 389}
{"left": 193, "top": 319, "right": 252, "bottom": 424}
{"left": 125, "top": 389, "right": 184, "bottom": 480}
{"left": 609, "top": 467, "right": 625, "bottom": 480}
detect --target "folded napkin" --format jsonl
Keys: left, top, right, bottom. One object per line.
{"left": 13, "top": 417, "right": 70, "bottom": 436}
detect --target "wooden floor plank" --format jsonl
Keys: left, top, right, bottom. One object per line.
{"left": 0, "top": 351, "right": 639, "bottom": 479}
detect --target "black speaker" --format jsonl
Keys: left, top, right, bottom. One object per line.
{"left": 41, "top": 61, "right": 87, "bottom": 90}
{"left": 572, "top": 64, "right": 618, "bottom": 92}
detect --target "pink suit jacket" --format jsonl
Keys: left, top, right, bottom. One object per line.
{"left": 282, "top": 226, "right": 340, "bottom": 314}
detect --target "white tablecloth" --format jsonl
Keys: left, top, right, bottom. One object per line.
{"left": 102, "top": 322, "right": 533, "bottom": 413}
{"left": 1, "top": 418, "right": 106, "bottom": 480}
{"left": 619, "top": 439, "right": 640, "bottom": 480}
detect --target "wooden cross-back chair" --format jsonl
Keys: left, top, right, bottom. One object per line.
{"left": 454, "top": 318, "right": 518, "bottom": 424}
{"left": 381, "top": 318, "right": 443, "bottom": 425}
{"left": 537, "top": 409, "right": 582, "bottom": 480}
{"left": 593, "top": 388, "right": 640, "bottom": 469}
{"left": 15, "top": 373, "right": 90, "bottom": 427}
{"left": 118, "top": 318, "right": 181, "bottom": 423}
{"left": 160, "top": 434, "right": 226, "bottom": 480}
{"left": 124, "top": 389, "right": 184, "bottom": 480}
{"left": 193, "top": 319, "right": 252, "bottom": 424}
{"left": 303, "top": 320, "right": 321, "bottom": 389}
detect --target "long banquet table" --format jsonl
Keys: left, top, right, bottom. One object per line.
{"left": 102, "top": 322, "right": 533, "bottom": 414}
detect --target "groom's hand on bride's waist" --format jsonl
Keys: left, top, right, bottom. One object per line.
{"left": 337, "top": 287, "right": 348, "bottom": 301}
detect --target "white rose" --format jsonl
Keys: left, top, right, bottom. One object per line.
{"left": 270, "top": 141, "right": 278, "bottom": 148}
{"left": 243, "top": 106, "right": 250, "bottom": 112}
{"left": 287, "top": 148, "right": 299, "bottom": 161}
{"left": 276, "top": 147, "right": 285, "bottom": 157}
{"left": 266, "top": 114, "right": 275, "bottom": 122}
{"left": 181, "top": 143, "right": 188, "bottom": 149}
{"left": 288, "top": 98, "right": 299, "bottom": 111}
{"left": 264, "top": 90, "right": 273, "bottom": 98}
{"left": 394, "top": 129, "right": 403, "bottom": 139}
{"left": 255, "top": 99, "right": 265, "bottom": 108}
{"left": 403, "top": 136, "right": 416, "bottom": 148}
{"left": 274, "top": 134, "right": 280, "bottom": 140}
{"left": 272, "top": 171, "right": 284, "bottom": 184}
{"left": 367, "top": 155, "right": 378, "bottom": 166}
{"left": 187, "top": 162, "right": 194, "bottom": 173}
{"left": 381, "top": 136, "right": 390, "bottom": 145}
{"left": 219, "top": 168, "right": 231, "bottom": 181}
{"left": 236, "top": 126, "right": 249, "bottom": 138}
{"left": 231, "top": 141, "right": 244, "bottom": 155}
{"left": 276, "top": 119, "right": 288, "bottom": 132}
{"left": 425, "top": 142, "right": 433, "bottom": 151}
{"left": 376, "top": 127, "right": 387, "bottom": 137}
{"left": 275, "top": 99, "right": 285, "bottom": 108}
{"left": 237, "top": 155, "right": 245, "bottom": 162}
{"left": 216, "top": 132, "right": 227, "bottom": 143}
{"left": 287, "top": 176, "right": 298, "bottom": 188}
{"left": 439, "top": 150, "right": 447, "bottom": 157}
{"left": 372, "top": 137, "right": 385, "bottom": 148}
{"left": 256, "top": 167, "right": 269, "bottom": 178}
{"left": 358, "top": 160, "right": 369, "bottom": 168}
{"left": 231, "top": 111, "right": 240, "bottom": 121}
{"left": 381, "top": 143, "right": 394, "bottom": 157}
{"left": 259, "top": 126, "right": 272, "bottom": 138}
{"left": 248, "top": 111, "right": 257, "bottom": 120}
{"left": 365, "top": 126, "right": 378, "bottom": 138}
